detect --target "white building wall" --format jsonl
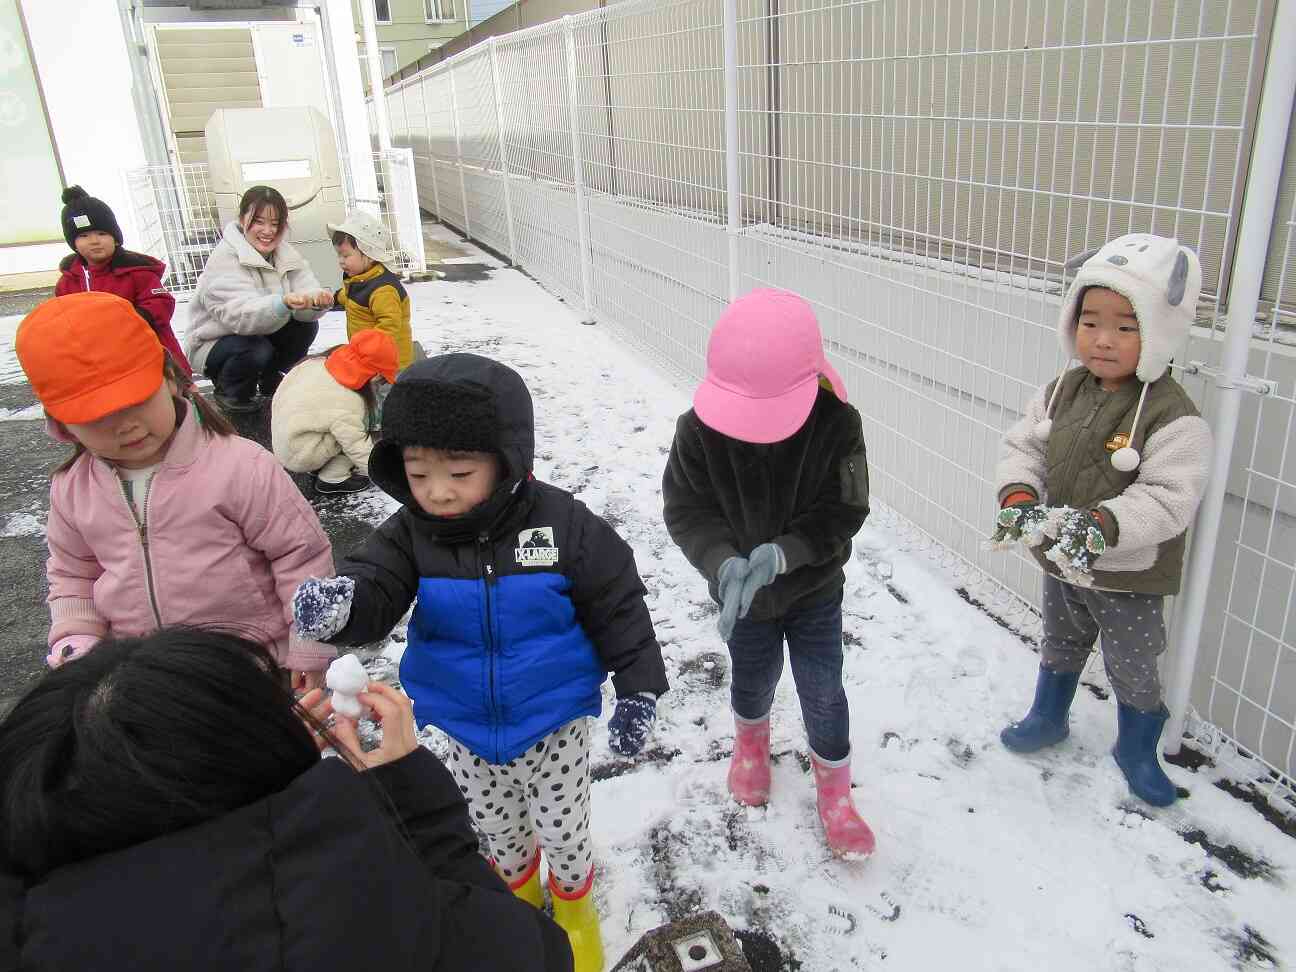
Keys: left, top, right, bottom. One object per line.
{"left": 1, "top": 0, "right": 148, "bottom": 278}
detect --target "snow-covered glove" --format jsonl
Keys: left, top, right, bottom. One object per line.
{"left": 46, "top": 634, "right": 98, "bottom": 669}
{"left": 991, "top": 501, "right": 1049, "bottom": 548}
{"left": 716, "top": 556, "right": 749, "bottom": 642}
{"left": 1042, "top": 507, "right": 1107, "bottom": 586}
{"left": 292, "top": 576, "right": 356, "bottom": 641}
{"left": 608, "top": 693, "right": 657, "bottom": 757}
{"left": 737, "top": 543, "right": 786, "bottom": 618}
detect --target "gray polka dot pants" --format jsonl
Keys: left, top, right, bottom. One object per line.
{"left": 1040, "top": 575, "right": 1166, "bottom": 711}
{"left": 448, "top": 718, "right": 593, "bottom": 894}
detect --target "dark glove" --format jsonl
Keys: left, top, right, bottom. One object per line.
{"left": 716, "top": 556, "right": 749, "bottom": 642}
{"left": 737, "top": 542, "right": 786, "bottom": 618}
{"left": 608, "top": 693, "right": 657, "bottom": 756}
{"left": 1043, "top": 507, "right": 1107, "bottom": 586}
{"left": 991, "top": 501, "right": 1047, "bottom": 547}
{"left": 292, "top": 576, "right": 356, "bottom": 640}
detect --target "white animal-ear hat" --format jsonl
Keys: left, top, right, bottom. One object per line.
{"left": 1037, "top": 234, "right": 1202, "bottom": 472}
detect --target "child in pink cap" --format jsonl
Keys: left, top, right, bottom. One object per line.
{"left": 662, "top": 288, "right": 875, "bottom": 858}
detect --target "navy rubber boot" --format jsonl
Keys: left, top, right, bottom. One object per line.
{"left": 1113, "top": 703, "right": 1177, "bottom": 807}
{"left": 1001, "top": 667, "right": 1080, "bottom": 753}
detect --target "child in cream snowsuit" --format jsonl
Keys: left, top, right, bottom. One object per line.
{"left": 994, "top": 234, "right": 1212, "bottom": 806}
{"left": 271, "top": 330, "right": 398, "bottom": 495}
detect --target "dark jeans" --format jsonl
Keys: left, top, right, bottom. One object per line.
{"left": 204, "top": 320, "right": 319, "bottom": 402}
{"left": 727, "top": 591, "right": 850, "bottom": 761}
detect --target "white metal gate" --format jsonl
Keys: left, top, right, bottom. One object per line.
{"left": 375, "top": 0, "right": 1296, "bottom": 805}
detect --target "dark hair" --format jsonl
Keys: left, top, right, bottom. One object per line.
{"left": 237, "top": 185, "right": 289, "bottom": 231}
{"left": 0, "top": 628, "right": 339, "bottom": 879}
{"left": 54, "top": 354, "right": 235, "bottom": 474}
{"left": 331, "top": 230, "right": 358, "bottom": 249}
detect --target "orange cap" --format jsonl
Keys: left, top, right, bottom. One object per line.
{"left": 325, "top": 328, "right": 399, "bottom": 390}
{"left": 16, "top": 293, "right": 165, "bottom": 424}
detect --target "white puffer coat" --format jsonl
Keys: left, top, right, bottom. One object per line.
{"left": 271, "top": 358, "right": 376, "bottom": 476}
{"left": 186, "top": 222, "right": 326, "bottom": 374}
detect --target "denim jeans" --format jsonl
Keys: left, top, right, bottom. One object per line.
{"left": 727, "top": 591, "right": 850, "bottom": 761}
{"left": 205, "top": 320, "right": 319, "bottom": 402}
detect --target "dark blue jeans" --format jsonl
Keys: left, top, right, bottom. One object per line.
{"left": 727, "top": 591, "right": 850, "bottom": 761}
{"left": 205, "top": 320, "right": 319, "bottom": 402}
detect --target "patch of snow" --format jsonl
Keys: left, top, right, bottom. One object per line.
{"left": 1, "top": 511, "right": 45, "bottom": 538}
{"left": 0, "top": 403, "right": 42, "bottom": 421}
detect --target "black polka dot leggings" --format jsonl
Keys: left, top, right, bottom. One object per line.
{"left": 1040, "top": 575, "right": 1166, "bottom": 711}
{"left": 448, "top": 717, "right": 593, "bottom": 894}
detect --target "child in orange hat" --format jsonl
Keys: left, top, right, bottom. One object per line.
{"left": 271, "top": 329, "right": 399, "bottom": 495}
{"left": 16, "top": 292, "right": 336, "bottom": 684}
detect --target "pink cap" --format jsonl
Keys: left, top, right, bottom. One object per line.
{"left": 693, "top": 288, "right": 847, "bottom": 443}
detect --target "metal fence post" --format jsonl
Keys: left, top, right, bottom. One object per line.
{"left": 563, "top": 14, "right": 596, "bottom": 324}
{"left": 417, "top": 73, "right": 443, "bottom": 222}
{"left": 723, "top": 0, "right": 741, "bottom": 302}
{"left": 448, "top": 67, "right": 473, "bottom": 240}
{"left": 1163, "top": 0, "right": 1296, "bottom": 755}
{"left": 489, "top": 37, "right": 519, "bottom": 265}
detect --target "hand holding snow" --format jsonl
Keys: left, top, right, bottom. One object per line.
{"left": 1042, "top": 507, "right": 1107, "bottom": 587}
{"left": 292, "top": 576, "right": 356, "bottom": 640}
{"left": 325, "top": 653, "right": 369, "bottom": 719}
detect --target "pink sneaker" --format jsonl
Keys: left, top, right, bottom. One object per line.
{"left": 727, "top": 715, "right": 771, "bottom": 806}
{"left": 811, "top": 753, "right": 876, "bottom": 858}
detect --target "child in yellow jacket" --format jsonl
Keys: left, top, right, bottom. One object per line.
{"left": 329, "top": 213, "right": 414, "bottom": 369}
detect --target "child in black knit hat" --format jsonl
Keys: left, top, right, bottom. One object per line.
{"left": 291, "top": 352, "right": 668, "bottom": 972}
{"left": 55, "top": 186, "right": 191, "bottom": 374}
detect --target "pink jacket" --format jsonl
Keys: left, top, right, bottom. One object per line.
{"left": 46, "top": 404, "right": 337, "bottom": 669}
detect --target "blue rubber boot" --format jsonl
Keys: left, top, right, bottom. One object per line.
{"left": 1001, "top": 667, "right": 1080, "bottom": 753}
{"left": 1113, "top": 703, "right": 1177, "bottom": 807}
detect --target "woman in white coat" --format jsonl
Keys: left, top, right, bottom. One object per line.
{"left": 187, "top": 186, "right": 334, "bottom": 412}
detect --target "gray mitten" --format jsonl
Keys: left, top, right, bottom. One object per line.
{"left": 292, "top": 576, "right": 356, "bottom": 641}
{"left": 737, "top": 543, "right": 786, "bottom": 617}
{"left": 716, "top": 556, "right": 749, "bottom": 642}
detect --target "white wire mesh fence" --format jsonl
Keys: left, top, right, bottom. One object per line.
{"left": 123, "top": 150, "right": 427, "bottom": 297}
{"left": 376, "top": 0, "right": 1296, "bottom": 802}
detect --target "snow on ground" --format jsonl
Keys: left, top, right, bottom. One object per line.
{"left": 6, "top": 240, "right": 1295, "bottom": 970}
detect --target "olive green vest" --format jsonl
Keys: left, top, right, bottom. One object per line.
{"left": 1035, "top": 367, "right": 1199, "bottom": 595}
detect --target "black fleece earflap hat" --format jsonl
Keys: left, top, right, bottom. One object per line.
{"left": 369, "top": 353, "right": 536, "bottom": 531}
{"left": 61, "top": 186, "right": 123, "bottom": 250}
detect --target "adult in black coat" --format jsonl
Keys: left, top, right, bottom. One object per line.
{"left": 0, "top": 628, "right": 573, "bottom": 972}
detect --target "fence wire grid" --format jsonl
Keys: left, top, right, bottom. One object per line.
{"left": 376, "top": 0, "right": 1296, "bottom": 805}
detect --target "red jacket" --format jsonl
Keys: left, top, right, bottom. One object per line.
{"left": 56, "top": 249, "right": 191, "bottom": 373}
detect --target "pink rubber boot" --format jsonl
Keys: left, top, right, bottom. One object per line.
{"left": 727, "top": 715, "right": 771, "bottom": 806}
{"left": 811, "top": 751, "right": 876, "bottom": 859}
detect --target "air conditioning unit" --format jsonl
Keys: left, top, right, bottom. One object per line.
{"left": 204, "top": 106, "right": 346, "bottom": 289}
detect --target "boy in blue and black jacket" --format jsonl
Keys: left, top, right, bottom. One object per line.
{"left": 292, "top": 352, "right": 666, "bottom": 971}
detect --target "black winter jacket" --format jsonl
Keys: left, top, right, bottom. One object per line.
{"left": 0, "top": 749, "right": 573, "bottom": 971}
{"left": 662, "top": 388, "right": 870, "bottom": 620}
{"left": 330, "top": 354, "right": 668, "bottom": 762}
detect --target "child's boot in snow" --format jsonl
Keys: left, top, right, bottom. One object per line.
{"left": 504, "top": 849, "right": 544, "bottom": 909}
{"left": 1000, "top": 666, "right": 1080, "bottom": 753}
{"left": 1113, "top": 703, "right": 1177, "bottom": 807}
{"left": 550, "top": 871, "right": 604, "bottom": 972}
{"left": 810, "top": 751, "right": 876, "bottom": 858}
{"left": 727, "top": 714, "right": 771, "bottom": 806}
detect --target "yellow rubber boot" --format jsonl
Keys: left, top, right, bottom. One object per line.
{"left": 550, "top": 871, "right": 605, "bottom": 972}
{"left": 501, "top": 850, "right": 544, "bottom": 909}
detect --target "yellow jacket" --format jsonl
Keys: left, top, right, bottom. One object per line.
{"left": 336, "top": 263, "right": 413, "bottom": 369}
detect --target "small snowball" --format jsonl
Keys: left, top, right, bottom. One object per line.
{"left": 326, "top": 654, "right": 369, "bottom": 719}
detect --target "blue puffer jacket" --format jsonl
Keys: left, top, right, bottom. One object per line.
{"left": 329, "top": 353, "right": 668, "bottom": 764}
